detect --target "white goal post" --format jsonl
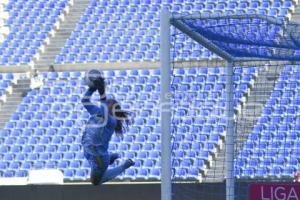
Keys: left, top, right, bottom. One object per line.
{"left": 159, "top": 9, "right": 300, "bottom": 200}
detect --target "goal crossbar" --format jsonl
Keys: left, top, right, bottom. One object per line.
{"left": 170, "top": 13, "right": 300, "bottom": 62}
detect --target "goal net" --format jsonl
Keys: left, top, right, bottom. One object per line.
{"left": 161, "top": 12, "right": 300, "bottom": 200}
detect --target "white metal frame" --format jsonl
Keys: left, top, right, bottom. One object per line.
{"left": 160, "top": 10, "right": 300, "bottom": 200}
{"left": 160, "top": 9, "right": 172, "bottom": 200}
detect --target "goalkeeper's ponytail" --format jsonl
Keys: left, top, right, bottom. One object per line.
{"left": 107, "top": 99, "right": 131, "bottom": 135}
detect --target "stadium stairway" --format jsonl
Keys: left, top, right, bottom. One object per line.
{"left": 203, "top": 65, "right": 283, "bottom": 182}
{"left": 34, "top": 0, "right": 90, "bottom": 70}
{"left": 0, "top": 78, "right": 30, "bottom": 129}
{"left": 202, "top": 147, "right": 225, "bottom": 183}
{"left": 236, "top": 65, "right": 284, "bottom": 151}
{"left": 291, "top": 1, "right": 300, "bottom": 23}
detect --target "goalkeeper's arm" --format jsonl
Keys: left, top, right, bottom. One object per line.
{"left": 81, "top": 87, "right": 99, "bottom": 115}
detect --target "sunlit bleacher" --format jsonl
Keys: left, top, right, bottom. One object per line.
{"left": 0, "top": 67, "right": 256, "bottom": 180}
{"left": 55, "top": 0, "right": 295, "bottom": 63}
{"left": 0, "top": 0, "right": 9, "bottom": 44}
{"left": 0, "top": 0, "right": 299, "bottom": 183}
{"left": 236, "top": 65, "right": 300, "bottom": 179}
{"left": 0, "top": 0, "right": 71, "bottom": 65}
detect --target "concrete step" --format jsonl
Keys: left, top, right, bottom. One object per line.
{"left": 236, "top": 129, "right": 253, "bottom": 133}
{"left": 0, "top": 105, "right": 19, "bottom": 110}
{"left": 0, "top": 114, "right": 14, "bottom": 118}
{"left": 55, "top": 32, "right": 72, "bottom": 36}
{"left": 252, "top": 82, "right": 275, "bottom": 87}
{"left": 18, "top": 79, "right": 30, "bottom": 83}
{"left": 236, "top": 127, "right": 254, "bottom": 131}
{"left": 202, "top": 178, "right": 225, "bottom": 183}
{"left": 204, "top": 171, "right": 225, "bottom": 175}
{"left": 34, "top": 0, "right": 90, "bottom": 68}
{"left": 62, "top": 23, "right": 81, "bottom": 27}
{"left": 14, "top": 84, "right": 30, "bottom": 89}
{"left": 254, "top": 81, "right": 275, "bottom": 85}
{"left": 0, "top": 78, "right": 30, "bottom": 129}
{"left": 58, "top": 28, "right": 78, "bottom": 32}
{"left": 39, "top": 55, "right": 59, "bottom": 59}
{"left": 202, "top": 146, "right": 226, "bottom": 183}
{"left": 246, "top": 96, "right": 270, "bottom": 101}
{"left": 205, "top": 172, "right": 225, "bottom": 177}
{"left": 248, "top": 89, "right": 273, "bottom": 94}
{"left": 204, "top": 173, "right": 225, "bottom": 177}
{"left": 247, "top": 93, "right": 270, "bottom": 97}
{"left": 0, "top": 114, "right": 10, "bottom": 119}
{"left": 46, "top": 40, "right": 66, "bottom": 44}
{"left": 35, "top": 63, "right": 55, "bottom": 67}
{"left": 243, "top": 110, "right": 263, "bottom": 115}
{"left": 2, "top": 101, "right": 22, "bottom": 106}
{"left": 45, "top": 47, "right": 63, "bottom": 50}
{"left": 234, "top": 64, "right": 283, "bottom": 153}
{"left": 241, "top": 111, "right": 263, "bottom": 116}
{"left": 206, "top": 165, "right": 225, "bottom": 170}
{"left": 15, "top": 84, "right": 30, "bottom": 89}
{"left": 236, "top": 122, "right": 256, "bottom": 127}
{"left": 204, "top": 176, "right": 225, "bottom": 181}
{"left": 36, "top": 57, "right": 55, "bottom": 62}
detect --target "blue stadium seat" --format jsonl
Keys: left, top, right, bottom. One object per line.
{"left": 242, "top": 167, "right": 255, "bottom": 178}
{"left": 40, "top": 153, "right": 51, "bottom": 161}
{"left": 64, "top": 169, "right": 75, "bottom": 179}
{"left": 70, "top": 160, "right": 81, "bottom": 168}
{"left": 15, "top": 170, "right": 27, "bottom": 177}
{"left": 52, "top": 153, "right": 63, "bottom": 160}
{"left": 237, "top": 65, "right": 300, "bottom": 178}
{"left": 149, "top": 168, "right": 160, "bottom": 180}
{"left": 255, "top": 167, "right": 268, "bottom": 178}
{"left": 4, "top": 170, "right": 15, "bottom": 177}
{"left": 58, "top": 160, "right": 70, "bottom": 169}
{"left": 75, "top": 169, "right": 88, "bottom": 179}
{"left": 269, "top": 166, "right": 283, "bottom": 178}
{"left": 0, "top": 65, "right": 259, "bottom": 181}
{"left": 15, "top": 153, "right": 26, "bottom": 161}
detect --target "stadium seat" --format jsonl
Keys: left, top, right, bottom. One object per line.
{"left": 237, "top": 65, "right": 300, "bottom": 178}
{"left": 0, "top": 65, "right": 259, "bottom": 181}
{"left": 54, "top": 0, "right": 295, "bottom": 64}
{"left": 0, "top": 0, "right": 71, "bottom": 64}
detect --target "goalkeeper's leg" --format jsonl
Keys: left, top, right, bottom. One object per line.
{"left": 100, "top": 159, "right": 135, "bottom": 184}
{"left": 90, "top": 156, "right": 106, "bottom": 185}
{"left": 109, "top": 153, "right": 120, "bottom": 165}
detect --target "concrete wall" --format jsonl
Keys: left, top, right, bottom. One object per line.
{"left": 0, "top": 182, "right": 240, "bottom": 200}
{"left": 3, "top": 181, "right": 298, "bottom": 200}
{"left": 0, "top": 182, "right": 229, "bottom": 200}
{"left": 0, "top": 184, "right": 161, "bottom": 200}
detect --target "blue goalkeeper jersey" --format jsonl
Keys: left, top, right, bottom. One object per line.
{"left": 81, "top": 88, "right": 117, "bottom": 155}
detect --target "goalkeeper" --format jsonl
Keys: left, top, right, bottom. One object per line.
{"left": 81, "top": 75, "right": 134, "bottom": 185}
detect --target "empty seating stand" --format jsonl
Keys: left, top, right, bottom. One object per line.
{"left": 0, "top": 67, "right": 255, "bottom": 181}
{"left": 0, "top": 0, "right": 71, "bottom": 65}
{"left": 236, "top": 65, "right": 300, "bottom": 179}
{"left": 0, "top": 1, "right": 9, "bottom": 44}
{"left": 55, "top": 0, "right": 295, "bottom": 64}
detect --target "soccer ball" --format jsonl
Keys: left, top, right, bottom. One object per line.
{"left": 84, "top": 69, "right": 104, "bottom": 89}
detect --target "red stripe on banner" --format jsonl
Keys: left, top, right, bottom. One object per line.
{"left": 249, "top": 183, "right": 300, "bottom": 200}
